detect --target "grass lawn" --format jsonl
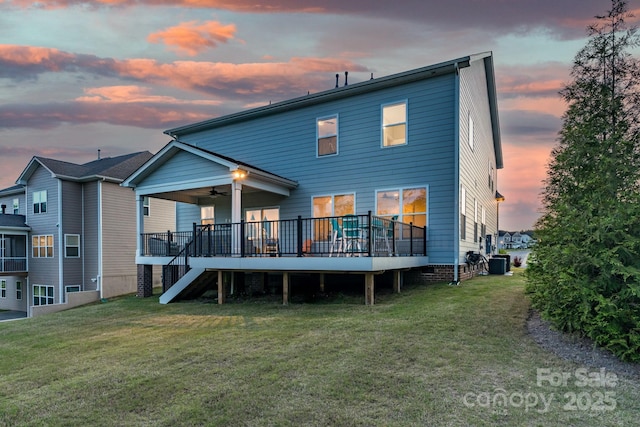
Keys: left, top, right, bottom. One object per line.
{"left": 1, "top": 270, "right": 638, "bottom": 426}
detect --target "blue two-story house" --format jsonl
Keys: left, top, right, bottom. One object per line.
{"left": 123, "top": 52, "right": 504, "bottom": 305}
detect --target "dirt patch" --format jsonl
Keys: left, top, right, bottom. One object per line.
{"left": 527, "top": 310, "right": 640, "bottom": 380}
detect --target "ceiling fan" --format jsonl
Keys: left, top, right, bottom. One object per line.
{"left": 209, "top": 187, "right": 229, "bottom": 198}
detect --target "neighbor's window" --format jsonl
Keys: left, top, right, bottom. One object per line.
{"left": 65, "top": 234, "right": 80, "bottom": 258}
{"left": 16, "top": 281, "right": 22, "bottom": 300}
{"left": 143, "top": 196, "right": 150, "bottom": 216}
{"left": 460, "top": 186, "right": 467, "bottom": 240}
{"left": 33, "top": 284, "right": 54, "bottom": 306}
{"left": 382, "top": 101, "right": 407, "bottom": 147}
{"left": 201, "top": 206, "right": 215, "bottom": 225}
{"left": 317, "top": 115, "right": 338, "bottom": 156}
{"left": 468, "top": 113, "right": 474, "bottom": 150}
{"left": 33, "top": 190, "right": 47, "bottom": 214}
{"left": 474, "top": 199, "right": 478, "bottom": 242}
{"left": 12, "top": 198, "right": 19, "bottom": 214}
{"left": 376, "top": 187, "right": 427, "bottom": 231}
{"left": 481, "top": 206, "right": 486, "bottom": 239}
{"left": 32, "top": 235, "right": 54, "bottom": 258}
{"left": 1, "top": 280, "right": 5, "bottom": 298}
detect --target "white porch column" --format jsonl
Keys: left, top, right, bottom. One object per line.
{"left": 231, "top": 181, "right": 242, "bottom": 254}
{"left": 136, "top": 194, "right": 144, "bottom": 257}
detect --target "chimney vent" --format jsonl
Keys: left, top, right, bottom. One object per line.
{"left": 335, "top": 73, "right": 339, "bottom": 88}
{"left": 1, "top": 204, "right": 6, "bottom": 214}
{"left": 344, "top": 71, "right": 348, "bottom": 86}
{"left": 98, "top": 149, "right": 101, "bottom": 160}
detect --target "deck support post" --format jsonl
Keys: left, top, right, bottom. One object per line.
{"left": 137, "top": 264, "right": 153, "bottom": 298}
{"left": 319, "top": 273, "right": 325, "bottom": 293}
{"left": 365, "top": 272, "right": 375, "bottom": 305}
{"left": 393, "top": 270, "right": 402, "bottom": 293}
{"left": 282, "top": 272, "right": 290, "bottom": 305}
{"left": 217, "top": 270, "right": 225, "bottom": 304}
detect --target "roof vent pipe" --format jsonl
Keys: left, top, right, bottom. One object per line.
{"left": 1, "top": 204, "right": 5, "bottom": 214}
{"left": 335, "top": 73, "right": 339, "bottom": 88}
{"left": 344, "top": 71, "right": 348, "bottom": 86}
{"left": 98, "top": 149, "right": 101, "bottom": 160}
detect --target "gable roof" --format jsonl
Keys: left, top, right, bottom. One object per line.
{"left": 16, "top": 151, "right": 154, "bottom": 185}
{"left": 0, "top": 184, "right": 25, "bottom": 198}
{"left": 122, "top": 140, "right": 297, "bottom": 195}
{"left": 164, "top": 52, "right": 502, "bottom": 168}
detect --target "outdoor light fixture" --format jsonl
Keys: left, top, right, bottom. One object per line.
{"left": 232, "top": 169, "right": 247, "bottom": 179}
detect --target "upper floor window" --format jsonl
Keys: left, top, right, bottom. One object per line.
{"left": 65, "top": 234, "right": 80, "bottom": 258}
{"left": 317, "top": 115, "right": 338, "bottom": 156}
{"left": 12, "top": 198, "right": 19, "bottom": 214}
{"left": 33, "top": 190, "right": 47, "bottom": 214}
{"left": 382, "top": 101, "right": 407, "bottom": 147}
{"left": 143, "top": 196, "right": 150, "bottom": 216}
{"left": 32, "top": 235, "right": 53, "bottom": 258}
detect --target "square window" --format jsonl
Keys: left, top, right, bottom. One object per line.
{"left": 65, "top": 234, "right": 80, "bottom": 258}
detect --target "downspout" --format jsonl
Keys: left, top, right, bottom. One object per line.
{"left": 58, "top": 179, "right": 64, "bottom": 303}
{"left": 97, "top": 180, "right": 103, "bottom": 298}
{"left": 81, "top": 185, "right": 85, "bottom": 291}
{"left": 452, "top": 62, "right": 461, "bottom": 284}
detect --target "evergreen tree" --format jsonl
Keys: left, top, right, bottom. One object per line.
{"left": 526, "top": 0, "right": 640, "bottom": 362}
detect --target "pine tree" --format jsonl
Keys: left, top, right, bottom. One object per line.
{"left": 526, "top": 0, "right": 640, "bottom": 362}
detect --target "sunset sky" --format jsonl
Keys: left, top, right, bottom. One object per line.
{"left": 1, "top": 0, "right": 639, "bottom": 231}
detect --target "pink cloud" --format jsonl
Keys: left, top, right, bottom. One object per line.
{"left": 76, "top": 85, "right": 221, "bottom": 105}
{"left": 148, "top": 20, "right": 237, "bottom": 56}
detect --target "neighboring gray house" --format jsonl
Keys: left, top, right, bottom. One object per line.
{"left": 0, "top": 152, "right": 175, "bottom": 317}
{"left": 123, "top": 52, "right": 504, "bottom": 304}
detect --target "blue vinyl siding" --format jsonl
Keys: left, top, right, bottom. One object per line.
{"left": 178, "top": 75, "right": 458, "bottom": 262}
{"left": 61, "top": 180, "right": 83, "bottom": 286}
{"left": 143, "top": 150, "right": 230, "bottom": 187}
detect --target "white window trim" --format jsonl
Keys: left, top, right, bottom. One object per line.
{"left": 374, "top": 186, "right": 429, "bottom": 226}
{"left": 143, "top": 196, "right": 150, "bottom": 216}
{"left": 16, "top": 281, "right": 22, "bottom": 300}
{"left": 33, "top": 284, "right": 54, "bottom": 306}
{"left": 311, "top": 193, "right": 356, "bottom": 217}
{"left": 64, "top": 234, "right": 81, "bottom": 258}
{"left": 33, "top": 190, "right": 47, "bottom": 214}
{"left": 316, "top": 114, "right": 339, "bottom": 157}
{"left": 381, "top": 100, "right": 408, "bottom": 148}
{"left": 12, "top": 198, "right": 19, "bottom": 215}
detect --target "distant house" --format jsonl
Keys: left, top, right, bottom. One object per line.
{"left": 498, "top": 231, "right": 534, "bottom": 249}
{"left": 123, "top": 52, "right": 504, "bottom": 304}
{"left": 0, "top": 152, "right": 175, "bottom": 317}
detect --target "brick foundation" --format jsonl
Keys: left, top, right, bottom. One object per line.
{"left": 137, "top": 264, "right": 153, "bottom": 297}
{"left": 405, "top": 263, "right": 484, "bottom": 285}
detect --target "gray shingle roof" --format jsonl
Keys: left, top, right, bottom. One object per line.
{"left": 36, "top": 151, "right": 154, "bottom": 182}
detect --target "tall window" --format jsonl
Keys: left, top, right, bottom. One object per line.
{"left": 201, "top": 206, "right": 215, "bottom": 225}
{"left": 376, "top": 187, "right": 427, "bottom": 229}
{"left": 32, "top": 235, "right": 54, "bottom": 258}
{"left": 468, "top": 113, "right": 475, "bottom": 150}
{"left": 1, "top": 280, "right": 5, "bottom": 298}
{"left": 460, "top": 186, "right": 467, "bottom": 240}
{"left": 317, "top": 115, "right": 338, "bottom": 156}
{"left": 474, "top": 199, "right": 478, "bottom": 242}
{"left": 143, "top": 196, "right": 150, "bottom": 216}
{"left": 33, "top": 284, "right": 54, "bottom": 306}
{"left": 65, "top": 234, "right": 80, "bottom": 258}
{"left": 12, "top": 198, "right": 19, "bottom": 214}
{"left": 312, "top": 194, "right": 355, "bottom": 240}
{"left": 382, "top": 101, "right": 407, "bottom": 147}
{"left": 33, "top": 190, "right": 47, "bottom": 214}
{"left": 16, "top": 281, "right": 22, "bottom": 300}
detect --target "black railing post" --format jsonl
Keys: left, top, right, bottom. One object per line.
{"left": 297, "top": 216, "right": 303, "bottom": 257}
{"left": 367, "top": 211, "right": 373, "bottom": 257}
{"left": 192, "top": 222, "right": 198, "bottom": 256}
{"left": 423, "top": 226, "right": 427, "bottom": 255}
{"left": 410, "top": 222, "right": 414, "bottom": 255}
{"left": 240, "top": 220, "right": 245, "bottom": 257}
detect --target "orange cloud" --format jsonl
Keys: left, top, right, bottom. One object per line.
{"left": 76, "top": 85, "right": 221, "bottom": 105}
{"left": 148, "top": 20, "right": 237, "bottom": 56}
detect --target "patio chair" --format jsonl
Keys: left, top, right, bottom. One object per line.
{"left": 342, "top": 214, "right": 363, "bottom": 255}
{"left": 381, "top": 215, "right": 398, "bottom": 255}
{"left": 329, "top": 218, "right": 343, "bottom": 256}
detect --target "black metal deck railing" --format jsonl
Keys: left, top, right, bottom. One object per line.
{"left": 0, "top": 257, "right": 27, "bottom": 273}
{"left": 142, "top": 213, "right": 426, "bottom": 259}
